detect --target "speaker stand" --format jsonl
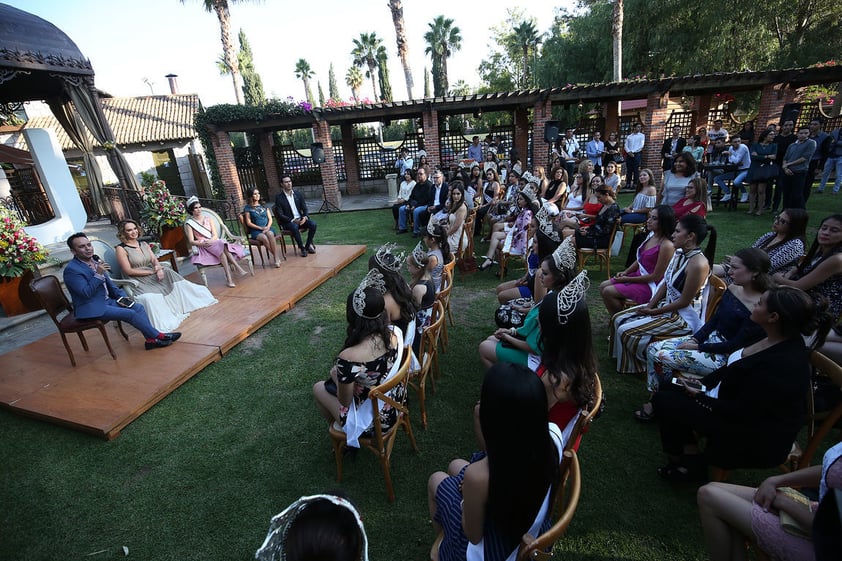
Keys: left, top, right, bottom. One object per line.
{"left": 318, "top": 185, "right": 341, "bottom": 213}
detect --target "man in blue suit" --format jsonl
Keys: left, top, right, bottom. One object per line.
{"left": 63, "top": 233, "right": 180, "bottom": 350}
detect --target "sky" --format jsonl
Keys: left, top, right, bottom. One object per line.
{"left": 6, "top": 0, "right": 576, "bottom": 107}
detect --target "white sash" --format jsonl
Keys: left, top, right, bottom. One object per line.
{"left": 186, "top": 217, "right": 212, "bottom": 239}
{"left": 343, "top": 326, "right": 405, "bottom": 448}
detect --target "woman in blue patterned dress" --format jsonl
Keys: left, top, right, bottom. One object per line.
{"left": 242, "top": 187, "right": 283, "bottom": 268}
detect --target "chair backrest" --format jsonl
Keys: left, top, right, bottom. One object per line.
{"left": 565, "top": 373, "right": 603, "bottom": 452}
{"left": 516, "top": 449, "right": 582, "bottom": 561}
{"left": 703, "top": 274, "right": 727, "bottom": 322}
{"left": 29, "top": 275, "right": 71, "bottom": 327}
{"left": 368, "top": 346, "right": 413, "bottom": 442}
{"left": 89, "top": 238, "right": 125, "bottom": 281}
{"left": 443, "top": 254, "right": 456, "bottom": 281}
{"left": 419, "top": 300, "right": 446, "bottom": 364}
{"left": 799, "top": 351, "right": 842, "bottom": 468}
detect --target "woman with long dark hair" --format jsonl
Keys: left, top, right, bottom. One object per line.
{"left": 369, "top": 243, "right": 417, "bottom": 337}
{"left": 443, "top": 182, "right": 468, "bottom": 256}
{"left": 243, "top": 187, "right": 283, "bottom": 268}
{"left": 541, "top": 166, "right": 568, "bottom": 214}
{"left": 657, "top": 152, "right": 698, "bottom": 206}
{"left": 428, "top": 363, "right": 562, "bottom": 561}
{"left": 423, "top": 222, "right": 451, "bottom": 292}
{"left": 746, "top": 128, "right": 778, "bottom": 216}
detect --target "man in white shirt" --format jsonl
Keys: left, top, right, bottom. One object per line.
{"left": 624, "top": 123, "right": 645, "bottom": 189}
{"left": 706, "top": 119, "right": 729, "bottom": 154}
{"left": 585, "top": 131, "right": 605, "bottom": 175}
{"left": 714, "top": 137, "right": 752, "bottom": 202}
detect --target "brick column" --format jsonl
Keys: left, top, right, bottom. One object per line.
{"left": 214, "top": 130, "right": 244, "bottom": 208}
{"left": 605, "top": 101, "right": 619, "bottom": 137}
{"left": 643, "top": 91, "right": 671, "bottom": 178}
{"left": 421, "top": 107, "right": 440, "bottom": 170}
{"left": 513, "top": 107, "right": 529, "bottom": 164}
{"left": 696, "top": 94, "right": 713, "bottom": 131}
{"left": 340, "top": 122, "right": 361, "bottom": 195}
{"left": 756, "top": 83, "right": 796, "bottom": 130}
{"left": 312, "top": 120, "right": 341, "bottom": 210}
{"left": 532, "top": 98, "right": 553, "bottom": 170}
{"left": 258, "top": 132, "right": 280, "bottom": 199}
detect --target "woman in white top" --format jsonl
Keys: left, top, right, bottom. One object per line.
{"left": 603, "top": 161, "right": 621, "bottom": 190}
{"left": 392, "top": 168, "right": 416, "bottom": 230}
{"left": 657, "top": 152, "right": 698, "bottom": 206}
{"left": 620, "top": 168, "right": 658, "bottom": 225}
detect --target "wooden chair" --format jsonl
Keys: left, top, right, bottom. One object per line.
{"left": 516, "top": 450, "right": 582, "bottom": 561}
{"left": 436, "top": 269, "right": 454, "bottom": 353}
{"left": 565, "top": 374, "right": 603, "bottom": 453}
{"left": 703, "top": 274, "right": 727, "bottom": 322}
{"left": 797, "top": 351, "right": 842, "bottom": 469}
{"left": 408, "top": 300, "right": 445, "bottom": 429}
{"left": 328, "top": 346, "right": 419, "bottom": 502}
{"left": 239, "top": 213, "right": 272, "bottom": 267}
{"left": 576, "top": 218, "right": 620, "bottom": 279}
{"left": 29, "top": 275, "right": 128, "bottom": 367}
{"left": 185, "top": 208, "right": 254, "bottom": 287}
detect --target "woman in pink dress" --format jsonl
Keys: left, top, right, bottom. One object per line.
{"left": 599, "top": 205, "right": 676, "bottom": 315}
{"left": 185, "top": 198, "right": 247, "bottom": 288}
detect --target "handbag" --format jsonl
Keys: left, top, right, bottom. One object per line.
{"left": 495, "top": 297, "right": 533, "bottom": 329}
{"left": 611, "top": 230, "right": 624, "bottom": 257}
{"left": 752, "top": 162, "right": 779, "bottom": 182}
{"left": 612, "top": 153, "right": 624, "bottom": 164}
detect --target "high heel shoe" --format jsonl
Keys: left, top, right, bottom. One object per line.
{"left": 478, "top": 260, "right": 493, "bottom": 271}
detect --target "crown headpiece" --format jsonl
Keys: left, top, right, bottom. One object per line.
{"left": 374, "top": 243, "right": 404, "bottom": 273}
{"left": 410, "top": 241, "right": 427, "bottom": 267}
{"left": 521, "top": 183, "right": 537, "bottom": 202}
{"left": 552, "top": 236, "right": 577, "bottom": 271}
{"left": 352, "top": 269, "right": 387, "bottom": 318}
{"left": 255, "top": 494, "right": 369, "bottom": 561}
{"left": 555, "top": 270, "right": 589, "bottom": 325}
{"left": 521, "top": 171, "right": 537, "bottom": 185}
{"left": 186, "top": 195, "right": 200, "bottom": 207}
{"left": 536, "top": 204, "right": 561, "bottom": 243}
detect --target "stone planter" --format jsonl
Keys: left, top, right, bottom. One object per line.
{"left": 159, "top": 226, "right": 189, "bottom": 257}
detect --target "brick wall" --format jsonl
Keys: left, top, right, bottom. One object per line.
{"left": 214, "top": 131, "right": 244, "bottom": 208}
{"left": 421, "top": 108, "right": 440, "bottom": 170}
{"left": 258, "top": 132, "right": 280, "bottom": 199}
{"left": 513, "top": 107, "right": 529, "bottom": 164}
{"left": 531, "top": 99, "right": 553, "bottom": 170}
{"left": 312, "top": 121, "right": 341, "bottom": 210}
{"left": 756, "top": 84, "right": 796, "bottom": 130}
{"left": 340, "top": 122, "right": 361, "bottom": 195}
{"left": 643, "top": 92, "right": 670, "bottom": 178}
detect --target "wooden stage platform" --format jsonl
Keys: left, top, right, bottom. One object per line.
{"left": 0, "top": 245, "right": 366, "bottom": 439}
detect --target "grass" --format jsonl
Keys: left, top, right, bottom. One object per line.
{"left": 3, "top": 193, "right": 842, "bottom": 561}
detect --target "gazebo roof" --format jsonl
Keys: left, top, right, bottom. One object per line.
{"left": 0, "top": 2, "right": 94, "bottom": 103}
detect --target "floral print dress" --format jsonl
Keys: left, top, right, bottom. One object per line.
{"left": 336, "top": 346, "right": 402, "bottom": 435}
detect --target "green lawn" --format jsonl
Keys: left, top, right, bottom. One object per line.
{"left": 2, "top": 193, "right": 842, "bottom": 561}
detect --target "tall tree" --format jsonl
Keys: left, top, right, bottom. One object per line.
{"left": 388, "top": 0, "right": 414, "bottom": 100}
{"left": 294, "top": 58, "right": 315, "bottom": 106}
{"left": 351, "top": 32, "right": 384, "bottom": 101}
{"left": 612, "top": 0, "right": 623, "bottom": 82}
{"left": 346, "top": 66, "right": 364, "bottom": 102}
{"left": 477, "top": 10, "right": 538, "bottom": 92}
{"left": 318, "top": 81, "right": 326, "bottom": 106}
{"left": 181, "top": 0, "right": 250, "bottom": 105}
{"left": 424, "top": 15, "right": 462, "bottom": 97}
{"left": 424, "top": 67, "right": 431, "bottom": 98}
{"left": 510, "top": 20, "right": 540, "bottom": 88}
{"left": 237, "top": 29, "right": 265, "bottom": 105}
{"left": 376, "top": 46, "right": 393, "bottom": 102}
{"left": 328, "top": 63, "right": 340, "bottom": 100}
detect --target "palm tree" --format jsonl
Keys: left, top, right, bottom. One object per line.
{"left": 424, "top": 16, "right": 462, "bottom": 97}
{"left": 345, "top": 66, "right": 364, "bottom": 103}
{"left": 181, "top": 0, "right": 249, "bottom": 105}
{"left": 612, "top": 0, "right": 623, "bottom": 82}
{"left": 511, "top": 20, "right": 540, "bottom": 88}
{"left": 294, "top": 58, "right": 315, "bottom": 106}
{"left": 351, "top": 32, "right": 383, "bottom": 101}
{"left": 388, "top": 0, "right": 413, "bottom": 100}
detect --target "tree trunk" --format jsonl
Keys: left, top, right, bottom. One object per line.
{"left": 368, "top": 62, "right": 378, "bottom": 101}
{"left": 214, "top": 2, "right": 243, "bottom": 104}
{"left": 389, "top": 0, "right": 414, "bottom": 100}
{"left": 612, "top": 0, "right": 623, "bottom": 83}
{"left": 440, "top": 54, "right": 449, "bottom": 97}
{"left": 303, "top": 76, "right": 314, "bottom": 106}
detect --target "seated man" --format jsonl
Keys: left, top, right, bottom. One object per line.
{"left": 397, "top": 167, "right": 433, "bottom": 236}
{"left": 63, "top": 232, "right": 180, "bottom": 350}
{"left": 714, "top": 137, "right": 751, "bottom": 203}
{"left": 274, "top": 175, "right": 317, "bottom": 257}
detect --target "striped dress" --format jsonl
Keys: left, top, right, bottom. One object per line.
{"left": 611, "top": 248, "right": 708, "bottom": 375}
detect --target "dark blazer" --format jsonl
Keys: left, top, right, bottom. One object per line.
{"left": 273, "top": 190, "right": 309, "bottom": 226}
{"left": 63, "top": 257, "right": 126, "bottom": 319}
{"left": 408, "top": 179, "right": 434, "bottom": 208}
{"left": 661, "top": 136, "right": 686, "bottom": 158}
{"left": 428, "top": 181, "right": 449, "bottom": 213}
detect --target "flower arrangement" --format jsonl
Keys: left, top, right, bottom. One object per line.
{"left": 102, "top": 140, "right": 116, "bottom": 151}
{"left": 141, "top": 180, "right": 187, "bottom": 234}
{"left": 0, "top": 208, "right": 49, "bottom": 277}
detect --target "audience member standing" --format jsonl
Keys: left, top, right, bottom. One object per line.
{"left": 394, "top": 148, "right": 414, "bottom": 177}
{"left": 586, "top": 131, "right": 605, "bottom": 175}
{"left": 624, "top": 123, "right": 646, "bottom": 190}
{"left": 780, "top": 126, "right": 817, "bottom": 209}
{"left": 818, "top": 126, "right": 842, "bottom": 194}
{"left": 770, "top": 119, "right": 797, "bottom": 212}
{"left": 660, "top": 125, "right": 686, "bottom": 172}
{"left": 467, "top": 136, "right": 483, "bottom": 163}
{"left": 705, "top": 119, "right": 729, "bottom": 155}
{"left": 805, "top": 118, "right": 832, "bottom": 202}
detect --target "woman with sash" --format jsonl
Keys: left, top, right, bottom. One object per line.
{"left": 185, "top": 197, "right": 247, "bottom": 288}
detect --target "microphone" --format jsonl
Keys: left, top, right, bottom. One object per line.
{"left": 92, "top": 255, "right": 101, "bottom": 262}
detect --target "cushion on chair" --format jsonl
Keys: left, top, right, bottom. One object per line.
{"left": 59, "top": 313, "right": 101, "bottom": 331}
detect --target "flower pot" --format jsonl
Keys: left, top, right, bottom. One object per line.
{"left": 0, "top": 269, "right": 39, "bottom": 317}
{"left": 159, "top": 226, "right": 189, "bottom": 257}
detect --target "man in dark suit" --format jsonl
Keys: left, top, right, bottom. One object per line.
{"left": 63, "top": 232, "right": 180, "bottom": 350}
{"left": 397, "top": 167, "right": 433, "bottom": 236}
{"left": 273, "top": 175, "right": 317, "bottom": 257}
{"left": 422, "top": 169, "right": 449, "bottom": 228}
{"left": 661, "top": 125, "right": 686, "bottom": 171}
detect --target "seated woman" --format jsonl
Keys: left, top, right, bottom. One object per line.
{"left": 537, "top": 271, "right": 598, "bottom": 448}
{"left": 423, "top": 222, "right": 451, "bottom": 292}
{"left": 406, "top": 242, "right": 436, "bottom": 357}
{"left": 637, "top": 248, "right": 769, "bottom": 422}
{"left": 115, "top": 219, "right": 217, "bottom": 333}
{"left": 657, "top": 152, "right": 697, "bottom": 207}
{"left": 559, "top": 172, "right": 586, "bottom": 217}
{"left": 696, "top": 441, "right": 842, "bottom": 561}
{"left": 479, "top": 237, "right": 577, "bottom": 369}
{"left": 478, "top": 188, "right": 536, "bottom": 272}
{"left": 185, "top": 197, "right": 248, "bottom": 288}
{"left": 369, "top": 243, "right": 417, "bottom": 343}
{"left": 558, "top": 175, "right": 606, "bottom": 232}
{"left": 671, "top": 177, "right": 708, "bottom": 221}
{"left": 541, "top": 166, "right": 568, "bottom": 214}
{"left": 620, "top": 168, "right": 657, "bottom": 225}
{"left": 774, "top": 213, "right": 842, "bottom": 321}
{"left": 474, "top": 169, "right": 502, "bottom": 237}
{"left": 713, "top": 209, "right": 807, "bottom": 283}
{"left": 495, "top": 219, "right": 540, "bottom": 304}
{"left": 599, "top": 205, "right": 676, "bottom": 315}
{"left": 392, "top": 168, "right": 416, "bottom": 231}
{"left": 428, "top": 363, "right": 562, "bottom": 561}
{"left": 612, "top": 214, "right": 715, "bottom": 375}
{"left": 602, "top": 160, "right": 620, "bottom": 191}
{"left": 312, "top": 269, "right": 403, "bottom": 447}
{"left": 242, "top": 187, "right": 282, "bottom": 268}
{"left": 443, "top": 182, "right": 468, "bottom": 255}
{"left": 652, "top": 286, "right": 832, "bottom": 481}
{"left": 565, "top": 184, "right": 621, "bottom": 250}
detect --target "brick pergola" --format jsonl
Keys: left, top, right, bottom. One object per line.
{"left": 202, "top": 66, "right": 842, "bottom": 210}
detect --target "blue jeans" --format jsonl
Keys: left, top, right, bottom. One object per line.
{"left": 819, "top": 156, "right": 842, "bottom": 193}
{"left": 398, "top": 204, "right": 409, "bottom": 230}
{"left": 714, "top": 170, "right": 748, "bottom": 196}
{"left": 412, "top": 206, "right": 428, "bottom": 234}
{"left": 79, "top": 299, "right": 160, "bottom": 339}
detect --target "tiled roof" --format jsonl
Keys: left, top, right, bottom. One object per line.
{"left": 23, "top": 94, "right": 200, "bottom": 150}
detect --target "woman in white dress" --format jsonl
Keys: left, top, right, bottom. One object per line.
{"left": 115, "top": 219, "right": 217, "bottom": 332}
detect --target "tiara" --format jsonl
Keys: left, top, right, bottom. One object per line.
{"left": 374, "top": 243, "right": 404, "bottom": 273}
{"left": 556, "top": 270, "right": 589, "bottom": 325}
{"left": 521, "top": 183, "right": 537, "bottom": 201}
{"left": 186, "top": 195, "right": 199, "bottom": 207}
{"left": 552, "top": 236, "right": 577, "bottom": 271}
{"left": 255, "top": 494, "right": 369, "bottom": 561}
{"left": 536, "top": 205, "right": 561, "bottom": 242}
{"left": 352, "top": 269, "right": 387, "bottom": 318}
{"left": 521, "top": 171, "right": 536, "bottom": 184}
{"left": 410, "top": 241, "right": 427, "bottom": 267}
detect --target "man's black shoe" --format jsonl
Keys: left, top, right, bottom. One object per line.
{"left": 161, "top": 332, "right": 181, "bottom": 342}
{"left": 145, "top": 339, "right": 173, "bottom": 350}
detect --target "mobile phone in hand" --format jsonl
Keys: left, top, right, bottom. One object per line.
{"left": 672, "top": 377, "right": 706, "bottom": 392}
{"left": 116, "top": 296, "right": 135, "bottom": 308}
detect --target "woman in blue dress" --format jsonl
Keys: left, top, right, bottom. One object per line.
{"left": 242, "top": 187, "right": 283, "bottom": 268}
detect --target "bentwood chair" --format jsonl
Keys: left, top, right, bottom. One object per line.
{"left": 565, "top": 373, "right": 603, "bottom": 453}
{"left": 239, "top": 213, "right": 272, "bottom": 267}
{"left": 797, "top": 351, "right": 842, "bottom": 469}
{"left": 576, "top": 218, "right": 621, "bottom": 280}
{"left": 328, "top": 345, "right": 418, "bottom": 502}
{"left": 185, "top": 208, "right": 254, "bottom": 287}
{"left": 435, "top": 268, "right": 454, "bottom": 353}
{"left": 30, "top": 275, "right": 128, "bottom": 367}
{"left": 408, "top": 300, "right": 445, "bottom": 429}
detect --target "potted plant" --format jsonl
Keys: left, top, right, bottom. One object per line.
{"left": 0, "top": 208, "right": 49, "bottom": 315}
{"left": 141, "top": 180, "right": 188, "bottom": 256}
